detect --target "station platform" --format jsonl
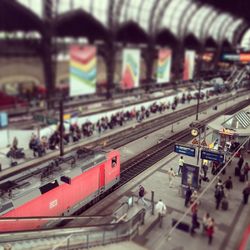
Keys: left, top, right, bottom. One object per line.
{"left": 76, "top": 128, "right": 250, "bottom": 250}
{"left": 71, "top": 94, "right": 250, "bottom": 250}
{"left": 0, "top": 91, "right": 248, "bottom": 180}
{"left": 0, "top": 89, "right": 210, "bottom": 165}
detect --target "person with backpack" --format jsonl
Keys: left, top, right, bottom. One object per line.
{"left": 224, "top": 176, "right": 233, "bottom": 197}
{"left": 136, "top": 185, "right": 148, "bottom": 207}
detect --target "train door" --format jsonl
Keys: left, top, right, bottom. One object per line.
{"left": 99, "top": 164, "right": 105, "bottom": 188}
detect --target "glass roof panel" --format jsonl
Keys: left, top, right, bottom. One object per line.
{"left": 17, "top": 0, "right": 43, "bottom": 17}
{"left": 202, "top": 11, "right": 218, "bottom": 40}
{"left": 92, "top": 0, "right": 109, "bottom": 26}
{"left": 169, "top": 0, "right": 190, "bottom": 36}
{"left": 188, "top": 6, "right": 213, "bottom": 39}
{"left": 225, "top": 19, "right": 244, "bottom": 42}
{"left": 138, "top": 0, "right": 155, "bottom": 32}
{"left": 209, "top": 14, "right": 230, "bottom": 41}
{"left": 219, "top": 17, "right": 234, "bottom": 41}
{"left": 180, "top": 3, "right": 198, "bottom": 37}
{"left": 241, "top": 29, "right": 250, "bottom": 48}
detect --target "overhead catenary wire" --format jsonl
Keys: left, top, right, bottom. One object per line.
{"left": 165, "top": 135, "right": 250, "bottom": 241}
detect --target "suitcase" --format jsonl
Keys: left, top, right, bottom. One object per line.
{"left": 222, "top": 199, "right": 228, "bottom": 210}
{"left": 172, "top": 219, "right": 190, "bottom": 233}
{"left": 240, "top": 174, "right": 245, "bottom": 182}
{"left": 235, "top": 167, "right": 240, "bottom": 176}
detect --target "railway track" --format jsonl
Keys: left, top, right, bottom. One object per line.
{"left": 68, "top": 97, "right": 249, "bottom": 220}
{"left": 0, "top": 90, "right": 248, "bottom": 181}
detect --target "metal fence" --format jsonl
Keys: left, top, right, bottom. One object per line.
{"left": 0, "top": 208, "right": 145, "bottom": 250}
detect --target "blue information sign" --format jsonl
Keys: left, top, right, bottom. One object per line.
{"left": 174, "top": 144, "right": 196, "bottom": 157}
{"left": 181, "top": 163, "right": 199, "bottom": 189}
{"left": 201, "top": 149, "right": 224, "bottom": 163}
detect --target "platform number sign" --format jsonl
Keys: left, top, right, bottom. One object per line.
{"left": 174, "top": 144, "right": 196, "bottom": 157}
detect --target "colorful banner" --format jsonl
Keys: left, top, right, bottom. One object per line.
{"left": 121, "top": 49, "right": 140, "bottom": 89}
{"left": 69, "top": 45, "right": 97, "bottom": 96}
{"left": 157, "top": 49, "right": 172, "bottom": 83}
{"left": 183, "top": 50, "right": 195, "bottom": 80}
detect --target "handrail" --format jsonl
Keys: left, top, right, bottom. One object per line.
{"left": 0, "top": 208, "right": 146, "bottom": 250}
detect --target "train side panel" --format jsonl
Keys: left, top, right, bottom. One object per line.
{"left": 0, "top": 164, "right": 101, "bottom": 232}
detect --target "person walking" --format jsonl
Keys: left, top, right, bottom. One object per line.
{"left": 242, "top": 182, "right": 250, "bottom": 205}
{"left": 202, "top": 212, "right": 210, "bottom": 234}
{"left": 168, "top": 168, "right": 176, "bottom": 188}
{"left": 190, "top": 210, "right": 200, "bottom": 236}
{"left": 155, "top": 199, "right": 167, "bottom": 228}
{"left": 243, "top": 162, "right": 250, "bottom": 181}
{"left": 238, "top": 155, "right": 244, "bottom": 171}
{"left": 224, "top": 176, "right": 233, "bottom": 197}
{"left": 206, "top": 218, "right": 215, "bottom": 245}
{"left": 178, "top": 156, "right": 184, "bottom": 175}
{"left": 185, "top": 185, "right": 192, "bottom": 207}
{"left": 136, "top": 185, "right": 148, "bottom": 207}
{"left": 12, "top": 137, "right": 18, "bottom": 150}
{"left": 215, "top": 183, "right": 225, "bottom": 210}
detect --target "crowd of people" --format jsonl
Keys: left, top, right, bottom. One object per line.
{"left": 5, "top": 89, "right": 214, "bottom": 161}
{"left": 22, "top": 91, "right": 211, "bottom": 158}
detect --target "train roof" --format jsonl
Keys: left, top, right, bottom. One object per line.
{"left": 0, "top": 147, "right": 107, "bottom": 215}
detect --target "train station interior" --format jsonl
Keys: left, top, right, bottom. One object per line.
{"left": 0, "top": 0, "right": 250, "bottom": 249}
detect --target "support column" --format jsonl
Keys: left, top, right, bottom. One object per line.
{"left": 42, "top": 0, "right": 56, "bottom": 108}
{"left": 145, "top": 40, "right": 155, "bottom": 88}
{"left": 172, "top": 44, "right": 184, "bottom": 81}
{"left": 106, "top": 39, "right": 115, "bottom": 100}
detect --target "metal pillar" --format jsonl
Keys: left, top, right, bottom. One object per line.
{"left": 146, "top": 41, "right": 155, "bottom": 88}
{"left": 59, "top": 100, "right": 64, "bottom": 156}
{"left": 195, "top": 80, "right": 202, "bottom": 121}
{"left": 42, "top": 0, "right": 56, "bottom": 108}
{"left": 151, "top": 191, "right": 155, "bottom": 215}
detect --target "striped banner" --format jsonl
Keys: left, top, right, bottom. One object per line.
{"left": 157, "top": 49, "right": 172, "bottom": 83}
{"left": 121, "top": 49, "right": 140, "bottom": 89}
{"left": 69, "top": 45, "right": 97, "bottom": 96}
{"left": 183, "top": 50, "right": 195, "bottom": 80}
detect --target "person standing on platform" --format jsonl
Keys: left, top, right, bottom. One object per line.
{"left": 206, "top": 218, "right": 215, "bottom": 245}
{"left": 214, "top": 182, "right": 225, "bottom": 209}
{"left": 243, "top": 162, "right": 250, "bottom": 181}
{"left": 185, "top": 185, "right": 192, "bottom": 207}
{"left": 242, "top": 182, "right": 250, "bottom": 205}
{"left": 202, "top": 212, "right": 210, "bottom": 234}
{"left": 224, "top": 176, "right": 233, "bottom": 197}
{"left": 12, "top": 137, "right": 18, "bottom": 150}
{"left": 190, "top": 209, "right": 200, "bottom": 236}
{"left": 178, "top": 156, "right": 184, "bottom": 175}
{"left": 168, "top": 168, "right": 176, "bottom": 188}
{"left": 155, "top": 199, "right": 167, "bottom": 228}
{"left": 238, "top": 155, "right": 244, "bottom": 171}
{"left": 136, "top": 185, "right": 148, "bottom": 207}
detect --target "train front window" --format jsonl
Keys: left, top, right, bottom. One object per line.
{"left": 112, "top": 157, "right": 117, "bottom": 168}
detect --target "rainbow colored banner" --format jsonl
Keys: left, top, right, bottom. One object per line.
{"left": 183, "top": 50, "right": 195, "bottom": 80}
{"left": 157, "top": 49, "right": 172, "bottom": 83}
{"left": 69, "top": 45, "right": 96, "bottom": 96}
{"left": 121, "top": 49, "right": 140, "bottom": 89}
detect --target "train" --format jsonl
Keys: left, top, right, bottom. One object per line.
{"left": 239, "top": 225, "right": 250, "bottom": 250}
{"left": 0, "top": 147, "right": 120, "bottom": 232}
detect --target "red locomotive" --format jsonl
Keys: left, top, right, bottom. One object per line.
{"left": 0, "top": 147, "right": 120, "bottom": 232}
